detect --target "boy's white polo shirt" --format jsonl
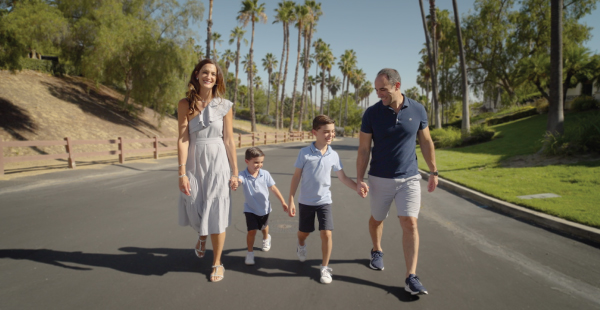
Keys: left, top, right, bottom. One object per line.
{"left": 294, "top": 142, "right": 343, "bottom": 206}
{"left": 238, "top": 168, "right": 275, "bottom": 216}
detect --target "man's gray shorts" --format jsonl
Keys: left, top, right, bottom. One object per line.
{"left": 368, "top": 174, "right": 422, "bottom": 220}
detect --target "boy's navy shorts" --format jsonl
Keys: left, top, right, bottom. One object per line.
{"left": 298, "top": 203, "right": 333, "bottom": 232}
{"left": 245, "top": 212, "right": 270, "bottom": 231}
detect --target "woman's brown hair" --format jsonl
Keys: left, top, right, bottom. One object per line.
{"left": 186, "top": 59, "right": 226, "bottom": 115}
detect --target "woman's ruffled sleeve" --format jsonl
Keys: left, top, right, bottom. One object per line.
{"left": 196, "top": 99, "right": 233, "bottom": 129}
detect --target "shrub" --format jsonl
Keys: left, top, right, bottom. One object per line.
{"left": 543, "top": 111, "right": 600, "bottom": 155}
{"left": 236, "top": 108, "right": 251, "bottom": 120}
{"left": 571, "top": 96, "right": 599, "bottom": 112}
{"left": 18, "top": 58, "right": 79, "bottom": 76}
{"left": 259, "top": 114, "right": 273, "bottom": 125}
{"left": 484, "top": 106, "right": 537, "bottom": 125}
{"left": 534, "top": 98, "right": 549, "bottom": 114}
{"left": 283, "top": 117, "right": 291, "bottom": 128}
{"left": 430, "top": 127, "right": 462, "bottom": 148}
{"left": 462, "top": 124, "right": 495, "bottom": 146}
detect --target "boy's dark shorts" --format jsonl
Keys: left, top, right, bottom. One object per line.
{"left": 244, "top": 212, "right": 270, "bottom": 231}
{"left": 298, "top": 203, "right": 334, "bottom": 232}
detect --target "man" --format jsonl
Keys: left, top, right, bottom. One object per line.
{"left": 356, "top": 68, "right": 438, "bottom": 295}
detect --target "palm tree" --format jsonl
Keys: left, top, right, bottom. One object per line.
{"left": 451, "top": 0, "right": 470, "bottom": 138}
{"left": 298, "top": 0, "right": 322, "bottom": 131}
{"left": 273, "top": 1, "right": 295, "bottom": 129}
{"left": 288, "top": 4, "right": 309, "bottom": 132}
{"left": 229, "top": 26, "right": 247, "bottom": 117}
{"left": 314, "top": 38, "right": 332, "bottom": 114}
{"left": 548, "top": 0, "right": 564, "bottom": 136}
{"left": 307, "top": 75, "right": 315, "bottom": 119}
{"left": 351, "top": 68, "right": 365, "bottom": 109}
{"left": 262, "top": 53, "right": 278, "bottom": 115}
{"left": 327, "top": 75, "right": 341, "bottom": 116}
{"left": 222, "top": 49, "right": 236, "bottom": 73}
{"left": 194, "top": 44, "right": 205, "bottom": 62}
{"left": 238, "top": 0, "right": 267, "bottom": 132}
{"left": 338, "top": 49, "right": 356, "bottom": 126}
{"left": 206, "top": 0, "right": 213, "bottom": 59}
{"left": 211, "top": 32, "right": 223, "bottom": 61}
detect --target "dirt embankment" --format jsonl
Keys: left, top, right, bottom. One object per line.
{"left": 0, "top": 70, "right": 180, "bottom": 174}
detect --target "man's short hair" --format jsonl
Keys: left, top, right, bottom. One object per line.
{"left": 376, "top": 68, "right": 401, "bottom": 86}
{"left": 312, "top": 115, "right": 335, "bottom": 131}
{"left": 245, "top": 147, "right": 265, "bottom": 160}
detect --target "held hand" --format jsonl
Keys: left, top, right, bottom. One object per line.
{"left": 229, "top": 176, "right": 239, "bottom": 191}
{"left": 288, "top": 202, "right": 296, "bottom": 217}
{"left": 179, "top": 176, "right": 191, "bottom": 196}
{"left": 359, "top": 182, "right": 369, "bottom": 198}
{"left": 428, "top": 175, "right": 438, "bottom": 192}
{"left": 282, "top": 203, "right": 289, "bottom": 213}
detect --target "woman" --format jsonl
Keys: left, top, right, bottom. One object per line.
{"left": 177, "top": 59, "right": 238, "bottom": 282}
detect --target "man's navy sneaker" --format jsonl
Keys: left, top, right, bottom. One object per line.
{"left": 405, "top": 274, "right": 428, "bottom": 295}
{"left": 369, "top": 249, "right": 384, "bottom": 270}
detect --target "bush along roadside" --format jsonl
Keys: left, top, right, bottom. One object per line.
{"left": 430, "top": 124, "right": 496, "bottom": 148}
{"left": 542, "top": 110, "right": 600, "bottom": 156}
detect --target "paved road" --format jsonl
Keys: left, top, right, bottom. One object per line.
{"left": 1, "top": 138, "right": 599, "bottom": 310}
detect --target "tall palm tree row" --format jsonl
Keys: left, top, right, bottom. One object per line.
{"left": 273, "top": 1, "right": 295, "bottom": 129}
{"left": 262, "top": 53, "right": 278, "bottom": 115}
{"left": 238, "top": 0, "right": 267, "bottom": 132}
{"left": 327, "top": 75, "right": 341, "bottom": 115}
{"left": 229, "top": 26, "right": 247, "bottom": 117}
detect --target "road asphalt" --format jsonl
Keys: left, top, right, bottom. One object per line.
{"left": 1, "top": 138, "right": 599, "bottom": 310}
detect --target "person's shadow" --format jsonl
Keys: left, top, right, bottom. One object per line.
{"left": 0, "top": 247, "right": 419, "bottom": 302}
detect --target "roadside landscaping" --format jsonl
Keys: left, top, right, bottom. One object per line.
{"left": 419, "top": 112, "right": 600, "bottom": 229}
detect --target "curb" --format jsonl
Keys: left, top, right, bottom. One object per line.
{"left": 419, "top": 170, "right": 600, "bottom": 246}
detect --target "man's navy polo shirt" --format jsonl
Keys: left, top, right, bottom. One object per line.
{"left": 360, "top": 96, "right": 428, "bottom": 179}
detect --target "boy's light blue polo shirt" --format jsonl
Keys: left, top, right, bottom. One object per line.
{"left": 294, "top": 142, "right": 343, "bottom": 206}
{"left": 238, "top": 168, "right": 275, "bottom": 216}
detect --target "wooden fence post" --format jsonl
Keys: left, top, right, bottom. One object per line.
{"left": 238, "top": 133, "right": 241, "bottom": 148}
{"left": 119, "top": 137, "right": 125, "bottom": 164}
{"left": 65, "top": 137, "right": 76, "bottom": 169}
{"left": 154, "top": 136, "right": 159, "bottom": 159}
{"left": 0, "top": 139, "right": 4, "bottom": 176}
{"left": 251, "top": 133, "right": 255, "bottom": 147}
{"left": 284, "top": 132, "right": 287, "bottom": 143}
{"left": 264, "top": 132, "right": 267, "bottom": 145}
{"left": 275, "top": 132, "right": 278, "bottom": 144}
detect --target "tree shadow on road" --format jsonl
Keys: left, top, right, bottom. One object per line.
{"left": 0, "top": 247, "right": 418, "bottom": 302}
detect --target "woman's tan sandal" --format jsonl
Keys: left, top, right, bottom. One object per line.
{"left": 210, "top": 265, "right": 225, "bottom": 282}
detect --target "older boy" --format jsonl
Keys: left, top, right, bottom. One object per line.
{"left": 288, "top": 115, "right": 368, "bottom": 284}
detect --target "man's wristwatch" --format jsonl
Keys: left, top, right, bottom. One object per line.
{"left": 431, "top": 171, "right": 439, "bottom": 176}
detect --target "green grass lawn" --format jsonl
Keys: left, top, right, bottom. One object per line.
{"left": 418, "top": 113, "right": 600, "bottom": 229}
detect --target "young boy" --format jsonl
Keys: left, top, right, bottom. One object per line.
{"left": 288, "top": 115, "right": 368, "bottom": 284}
{"left": 238, "top": 147, "right": 288, "bottom": 266}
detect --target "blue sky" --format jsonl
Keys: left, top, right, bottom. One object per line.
{"left": 197, "top": 0, "right": 600, "bottom": 106}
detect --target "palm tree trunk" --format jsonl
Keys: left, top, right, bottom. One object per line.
{"left": 249, "top": 18, "right": 256, "bottom": 132}
{"left": 452, "top": 0, "right": 470, "bottom": 138}
{"left": 233, "top": 39, "right": 241, "bottom": 117}
{"left": 280, "top": 23, "right": 290, "bottom": 129}
{"left": 288, "top": 21, "right": 303, "bottom": 132}
{"left": 266, "top": 69, "right": 272, "bottom": 116}
{"left": 298, "top": 28, "right": 311, "bottom": 131}
{"left": 339, "top": 74, "right": 345, "bottom": 125}
{"left": 206, "top": 0, "right": 213, "bottom": 59}
{"left": 276, "top": 22, "right": 286, "bottom": 130}
{"left": 320, "top": 67, "right": 326, "bottom": 115}
{"left": 344, "top": 77, "right": 350, "bottom": 126}
{"left": 548, "top": 0, "right": 564, "bottom": 135}
{"left": 420, "top": 0, "right": 441, "bottom": 129}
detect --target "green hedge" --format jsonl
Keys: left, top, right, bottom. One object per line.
{"left": 431, "top": 124, "right": 496, "bottom": 148}
{"left": 571, "top": 96, "right": 600, "bottom": 112}
{"left": 484, "top": 106, "right": 538, "bottom": 125}
{"left": 543, "top": 110, "right": 600, "bottom": 155}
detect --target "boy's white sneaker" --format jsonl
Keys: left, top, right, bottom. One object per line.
{"left": 297, "top": 243, "right": 307, "bottom": 262}
{"left": 320, "top": 265, "right": 333, "bottom": 284}
{"left": 245, "top": 252, "right": 255, "bottom": 265}
{"left": 262, "top": 234, "right": 272, "bottom": 251}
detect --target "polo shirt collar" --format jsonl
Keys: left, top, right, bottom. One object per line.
{"left": 380, "top": 94, "right": 410, "bottom": 111}
{"left": 244, "top": 168, "right": 263, "bottom": 179}
{"left": 310, "top": 142, "right": 332, "bottom": 156}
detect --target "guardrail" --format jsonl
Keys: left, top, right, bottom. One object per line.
{"left": 0, "top": 131, "right": 313, "bottom": 175}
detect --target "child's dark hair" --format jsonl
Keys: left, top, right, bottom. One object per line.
{"left": 312, "top": 115, "right": 335, "bottom": 130}
{"left": 245, "top": 147, "right": 265, "bottom": 160}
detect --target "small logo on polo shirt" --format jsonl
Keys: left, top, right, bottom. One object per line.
{"left": 409, "top": 118, "right": 412, "bottom": 121}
